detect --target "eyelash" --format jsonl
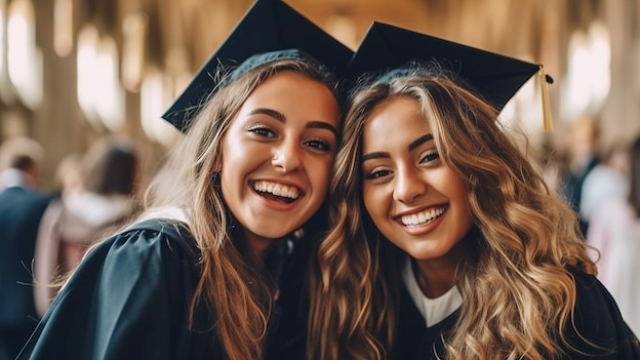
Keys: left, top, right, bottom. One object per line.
{"left": 305, "top": 138, "right": 333, "bottom": 152}
{"left": 365, "top": 169, "right": 392, "bottom": 180}
{"left": 420, "top": 149, "right": 440, "bottom": 164}
{"left": 363, "top": 149, "right": 441, "bottom": 180}
{"left": 247, "top": 125, "right": 276, "bottom": 138}
{"left": 247, "top": 126, "right": 333, "bottom": 152}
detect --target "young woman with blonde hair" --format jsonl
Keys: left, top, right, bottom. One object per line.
{"left": 18, "top": 1, "right": 352, "bottom": 359}
{"left": 308, "top": 22, "right": 640, "bottom": 359}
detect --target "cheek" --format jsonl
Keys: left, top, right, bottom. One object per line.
{"left": 362, "top": 186, "right": 382, "bottom": 219}
{"left": 448, "top": 179, "right": 473, "bottom": 228}
{"left": 221, "top": 137, "right": 245, "bottom": 161}
{"left": 309, "top": 157, "right": 334, "bottom": 187}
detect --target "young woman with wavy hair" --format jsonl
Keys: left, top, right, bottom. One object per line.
{"left": 307, "top": 22, "right": 639, "bottom": 360}
{"left": 18, "top": 1, "right": 353, "bottom": 359}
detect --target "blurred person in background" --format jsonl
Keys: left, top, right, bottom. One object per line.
{"left": 580, "top": 140, "right": 630, "bottom": 234}
{"left": 587, "top": 135, "right": 640, "bottom": 335}
{"left": 0, "top": 137, "right": 53, "bottom": 360}
{"left": 560, "top": 116, "right": 601, "bottom": 236}
{"left": 0, "top": 137, "right": 43, "bottom": 191}
{"left": 33, "top": 136, "right": 140, "bottom": 317}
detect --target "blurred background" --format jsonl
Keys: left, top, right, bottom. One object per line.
{"left": 6, "top": 1, "right": 640, "bottom": 347}
{"left": 0, "top": 0, "right": 637, "bottom": 189}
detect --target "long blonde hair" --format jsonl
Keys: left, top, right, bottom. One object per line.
{"left": 309, "top": 64, "right": 596, "bottom": 360}
{"left": 142, "top": 59, "right": 339, "bottom": 360}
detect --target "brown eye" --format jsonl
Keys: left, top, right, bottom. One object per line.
{"left": 365, "top": 168, "right": 392, "bottom": 180}
{"left": 247, "top": 125, "right": 276, "bottom": 138}
{"left": 304, "top": 138, "right": 332, "bottom": 152}
{"left": 419, "top": 149, "right": 440, "bottom": 164}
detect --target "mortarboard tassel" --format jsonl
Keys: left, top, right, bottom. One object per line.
{"left": 538, "top": 66, "right": 554, "bottom": 131}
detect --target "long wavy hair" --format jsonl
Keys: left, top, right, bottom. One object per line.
{"left": 141, "top": 59, "right": 339, "bottom": 360}
{"left": 308, "top": 63, "right": 596, "bottom": 360}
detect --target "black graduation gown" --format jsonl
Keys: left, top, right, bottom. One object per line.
{"left": 16, "top": 219, "right": 308, "bottom": 360}
{"left": 395, "top": 269, "right": 640, "bottom": 359}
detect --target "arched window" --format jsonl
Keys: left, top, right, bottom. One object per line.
{"left": 7, "top": 0, "right": 42, "bottom": 109}
{"left": 140, "top": 67, "right": 180, "bottom": 146}
{"left": 77, "top": 24, "right": 124, "bottom": 131}
{"left": 54, "top": 0, "right": 73, "bottom": 57}
{"left": 122, "top": 12, "right": 147, "bottom": 92}
{"left": 0, "top": 0, "right": 6, "bottom": 79}
{"left": 561, "top": 21, "right": 610, "bottom": 121}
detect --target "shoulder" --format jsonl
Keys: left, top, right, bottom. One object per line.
{"left": 54, "top": 217, "right": 202, "bottom": 298}
{"left": 19, "top": 219, "right": 213, "bottom": 360}
{"left": 88, "top": 218, "right": 200, "bottom": 270}
{"left": 0, "top": 185, "right": 52, "bottom": 202}
{"left": 564, "top": 269, "right": 640, "bottom": 358}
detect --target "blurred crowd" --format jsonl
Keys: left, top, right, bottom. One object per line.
{"left": 0, "top": 135, "right": 140, "bottom": 360}
{"left": 0, "top": 115, "right": 639, "bottom": 358}
{"left": 532, "top": 117, "right": 640, "bottom": 336}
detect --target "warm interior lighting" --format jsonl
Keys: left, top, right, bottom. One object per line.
{"left": 561, "top": 21, "right": 611, "bottom": 122}
{"left": 140, "top": 68, "right": 180, "bottom": 146}
{"left": 122, "top": 12, "right": 148, "bottom": 92}
{"left": 77, "top": 25, "right": 124, "bottom": 131}
{"left": 54, "top": 0, "right": 73, "bottom": 57}
{"left": 324, "top": 10, "right": 357, "bottom": 50}
{"left": 0, "top": 0, "right": 5, "bottom": 77}
{"left": 95, "top": 37, "right": 124, "bottom": 131}
{"left": 7, "top": 0, "right": 42, "bottom": 109}
{"left": 166, "top": 47, "right": 192, "bottom": 98}
{"left": 77, "top": 25, "right": 101, "bottom": 129}
{"left": 498, "top": 70, "right": 542, "bottom": 133}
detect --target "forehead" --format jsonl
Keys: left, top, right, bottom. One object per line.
{"left": 239, "top": 70, "right": 339, "bottom": 123}
{"left": 363, "top": 96, "right": 430, "bottom": 147}
{"left": 248, "top": 70, "right": 329, "bottom": 100}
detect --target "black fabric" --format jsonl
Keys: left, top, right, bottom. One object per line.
{"left": 0, "top": 186, "right": 52, "bottom": 360}
{"left": 394, "top": 269, "right": 640, "bottom": 359}
{"left": 16, "top": 219, "right": 308, "bottom": 360}
{"left": 347, "top": 22, "right": 543, "bottom": 112}
{"left": 162, "top": 0, "right": 353, "bottom": 131}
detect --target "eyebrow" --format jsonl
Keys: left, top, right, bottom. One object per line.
{"left": 248, "top": 108, "right": 338, "bottom": 136}
{"left": 307, "top": 121, "right": 338, "bottom": 136}
{"left": 361, "top": 133, "right": 434, "bottom": 162}
{"left": 408, "top": 134, "right": 434, "bottom": 151}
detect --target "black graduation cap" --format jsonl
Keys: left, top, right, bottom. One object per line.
{"left": 162, "top": 0, "right": 354, "bottom": 131}
{"left": 348, "top": 22, "right": 553, "bottom": 127}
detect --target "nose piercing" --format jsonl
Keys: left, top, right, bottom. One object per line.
{"left": 273, "top": 154, "right": 279, "bottom": 161}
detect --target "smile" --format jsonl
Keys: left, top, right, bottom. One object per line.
{"left": 252, "top": 180, "right": 301, "bottom": 203}
{"left": 399, "top": 206, "right": 446, "bottom": 227}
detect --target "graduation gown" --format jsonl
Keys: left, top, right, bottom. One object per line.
{"left": 395, "top": 269, "right": 640, "bottom": 359}
{"left": 17, "top": 219, "right": 308, "bottom": 360}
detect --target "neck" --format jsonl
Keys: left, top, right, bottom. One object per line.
{"left": 412, "top": 258, "right": 457, "bottom": 298}
{"left": 412, "top": 233, "right": 472, "bottom": 298}
{"left": 243, "top": 231, "right": 277, "bottom": 263}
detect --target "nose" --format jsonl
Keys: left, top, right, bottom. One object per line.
{"left": 271, "top": 141, "right": 302, "bottom": 173}
{"left": 393, "top": 166, "right": 427, "bottom": 204}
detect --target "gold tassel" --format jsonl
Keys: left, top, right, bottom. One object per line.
{"left": 538, "top": 66, "right": 554, "bottom": 131}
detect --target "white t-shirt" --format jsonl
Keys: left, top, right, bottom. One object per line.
{"left": 401, "top": 258, "right": 462, "bottom": 328}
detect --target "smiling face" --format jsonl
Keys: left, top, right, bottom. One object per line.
{"left": 220, "top": 71, "right": 339, "bottom": 254}
{"left": 361, "top": 96, "right": 473, "bottom": 268}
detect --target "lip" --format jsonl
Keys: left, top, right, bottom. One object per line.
{"left": 249, "top": 179, "right": 305, "bottom": 211}
{"left": 250, "top": 178, "right": 305, "bottom": 194}
{"left": 394, "top": 204, "right": 448, "bottom": 236}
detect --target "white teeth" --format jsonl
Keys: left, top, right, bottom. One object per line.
{"left": 400, "top": 207, "right": 445, "bottom": 227}
{"left": 253, "top": 181, "right": 300, "bottom": 199}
